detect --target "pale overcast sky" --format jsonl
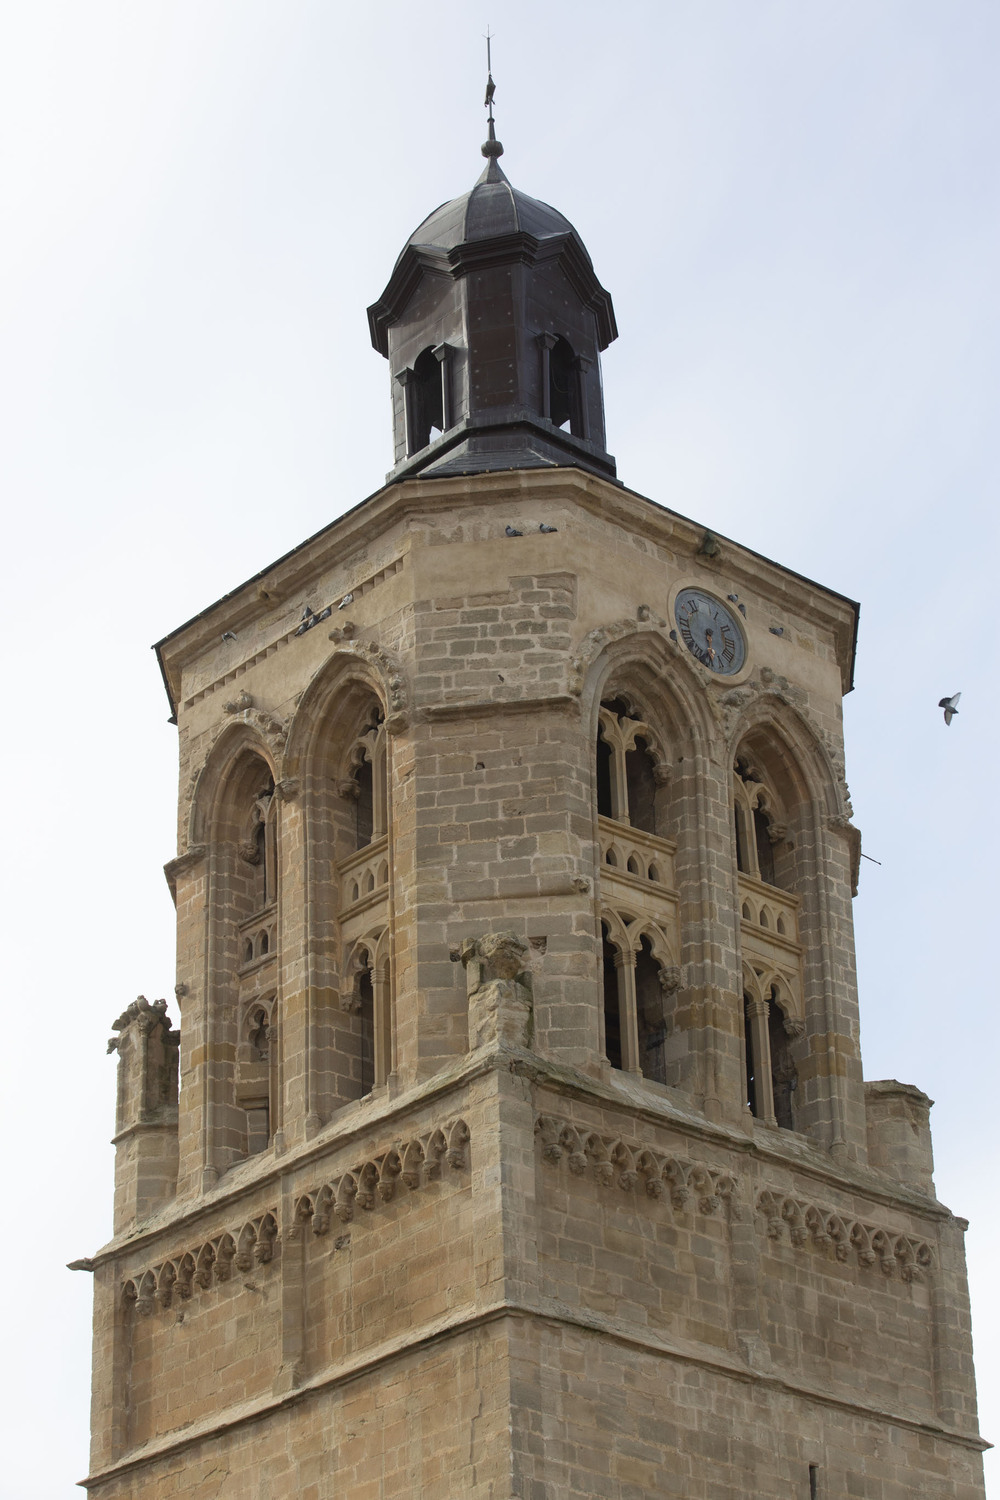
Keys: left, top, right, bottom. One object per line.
{"left": 1, "top": 3, "right": 997, "bottom": 1495}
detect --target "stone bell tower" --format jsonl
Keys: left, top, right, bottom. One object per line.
{"left": 78, "top": 104, "right": 986, "bottom": 1500}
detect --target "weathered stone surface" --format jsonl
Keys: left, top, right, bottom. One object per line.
{"left": 82, "top": 468, "right": 985, "bottom": 1498}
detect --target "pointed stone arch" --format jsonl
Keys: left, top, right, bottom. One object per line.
{"left": 271, "top": 647, "right": 403, "bottom": 1127}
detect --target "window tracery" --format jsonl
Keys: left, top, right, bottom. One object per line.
{"left": 743, "top": 981, "right": 801, "bottom": 1130}
{"left": 600, "top": 914, "right": 680, "bottom": 1085}
{"left": 596, "top": 693, "right": 683, "bottom": 1085}
{"left": 342, "top": 932, "right": 392, "bottom": 1098}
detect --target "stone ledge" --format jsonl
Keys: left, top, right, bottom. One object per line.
{"left": 80, "top": 1293, "right": 989, "bottom": 1489}
{"left": 81, "top": 1045, "right": 953, "bottom": 1273}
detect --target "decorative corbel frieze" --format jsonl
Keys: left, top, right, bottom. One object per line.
{"left": 755, "top": 1189, "right": 933, "bottom": 1281}
{"left": 122, "top": 1211, "right": 279, "bottom": 1316}
{"left": 535, "top": 1114, "right": 739, "bottom": 1219}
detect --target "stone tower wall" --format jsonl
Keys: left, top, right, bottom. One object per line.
{"left": 83, "top": 469, "right": 985, "bottom": 1497}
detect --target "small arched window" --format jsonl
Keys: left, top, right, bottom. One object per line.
{"left": 635, "top": 936, "right": 668, "bottom": 1085}
{"left": 625, "top": 736, "right": 657, "bottom": 834}
{"left": 344, "top": 937, "right": 392, "bottom": 1099}
{"left": 240, "top": 998, "right": 278, "bottom": 1156}
{"left": 596, "top": 700, "right": 664, "bottom": 833}
{"left": 410, "top": 345, "right": 445, "bottom": 452}
{"left": 601, "top": 924, "right": 623, "bottom": 1071}
{"left": 733, "top": 756, "right": 785, "bottom": 889}
{"left": 596, "top": 726, "right": 614, "bottom": 818}
{"left": 743, "top": 994, "right": 758, "bottom": 1117}
{"left": 549, "top": 336, "right": 580, "bottom": 433}
{"left": 348, "top": 705, "right": 386, "bottom": 851}
{"left": 239, "top": 776, "right": 277, "bottom": 910}
{"left": 769, "top": 991, "right": 798, "bottom": 1130}
{"left": 355, "top": 759, "right": 374, "bottom": 849}
{"left": 357, "top": 959, "right": 375, "bottom": 1098}
{"left": 743, "top": 985, "right": 799, "bottom": 1131}
{"left": 754, "top": 806, "right": 776, "bottom": 886}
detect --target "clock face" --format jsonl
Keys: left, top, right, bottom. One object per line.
{"left": 674, "top": 589, "right": 746, "bottom": 676}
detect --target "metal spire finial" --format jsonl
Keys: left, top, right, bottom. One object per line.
{"left": 481, "top": 26, "right": 503, "bottom": 159}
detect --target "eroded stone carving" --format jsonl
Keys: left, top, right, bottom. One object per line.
{"left": 535, "top": 1114, "right": 738, "bottom": 1218}
{"left": 755, "top": 1189, "right": 933, "bottom": 1281}
{"left": 461, "top": 932, "right": 533, "bottom": 1049}
{"left": 122, "top": 1211, "right": 278, "bottom": 1315}
{"left": 295, "top": 1118, "right": 470, "bottom": 1239}
{"left": 223, "top": 690, "right": 254, "bottom": 714}
{"left": 107, "top": 996, "right": 180, "bottom": 1129}
{"left": 107, "top": 995, "right": 174, "bottom": 1053}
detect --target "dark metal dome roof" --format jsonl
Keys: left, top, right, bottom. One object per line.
{"left": 404, "top": 156, "right": 582, "bottom": 258}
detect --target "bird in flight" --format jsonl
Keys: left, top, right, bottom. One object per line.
{"left": 938, "top": 692, "right": 961, "bottom": 726}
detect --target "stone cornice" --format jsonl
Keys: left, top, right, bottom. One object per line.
{"left": 79, "top": 1046, "right": 950, "bottom": 1275}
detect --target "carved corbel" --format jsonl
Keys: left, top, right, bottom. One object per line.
{"left": 659, "top": 965, "right": 682, "bottom": 995}
{"left": 223, "top": 690, "right": 254, "bottom": 714}
{"left": 275, "top": 777, "right": 301, "bottom": 802}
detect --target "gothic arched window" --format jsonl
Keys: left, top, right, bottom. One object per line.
{"left": 743, "top": 983, "right": 800, "bottom": 1130}
{"left": 345, "top": 707, "right": 387, "bottom": 852}
{"left": 201, "top": 745, "right": 282, "bottom": 1169}
{"left": 344, "top": 935, "right": 392, "bottom": 1100}
{"left": 732, "top": 755, "right": 786, "bottom": 889}
{"left": 596, "top": 699, "right": 665, "bottom": 832}
{"left": 238, "top": 998, "right": 279, "bottom": 1155}
{"left": 601, "top": 918, "right": 678, "bottom": 1086}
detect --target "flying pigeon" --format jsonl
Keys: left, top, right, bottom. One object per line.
{"left": 505, "top": 525, "right": 522, "bottom": 537}
{"left": 938, "top": 692, "right": 961, "bottom": 726}
{"left": 338, "top": 593, "right": 354, "bottom": 609}
{"left": 221, "top": 631, "right": 237, "bottom": 642}
{"left": 539, "top": 523, "right": 558, "bottom": 533}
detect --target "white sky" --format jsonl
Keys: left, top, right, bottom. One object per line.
{"left": 1, "top": 3, "right": 997, "bottom": 1495}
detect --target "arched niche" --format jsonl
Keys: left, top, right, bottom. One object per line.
{"left": 731, "top": 701, "right": 852, "bottom": 1146}
{"left": 584, "top": 636, "right": 712, "bottom": 1098}
{"left": 191, "top": 728, "right": 279, "bottom": 1170}
{"left": 283, "top": 656, "right": 395, "bottom": 1120}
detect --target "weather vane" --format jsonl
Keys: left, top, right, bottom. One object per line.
{"left": 482, "top": 26, "right": 503, "bottom": 159}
